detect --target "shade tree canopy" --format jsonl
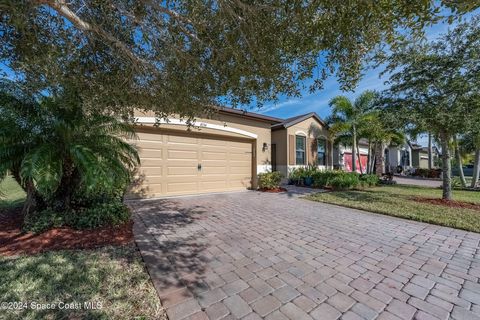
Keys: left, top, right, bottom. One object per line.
{"left": 1, "top": 0, "right": 477, "bottom": 119}
{"left": 380, "top": 16, "right": 480, "bottom": 199}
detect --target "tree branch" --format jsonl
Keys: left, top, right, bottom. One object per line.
{"left": 36, "top": 0, "right": 151, "bottom": 69}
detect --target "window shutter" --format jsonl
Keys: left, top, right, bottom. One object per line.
{"left": 289, "top": 135, "right": 295, "bottom": 165}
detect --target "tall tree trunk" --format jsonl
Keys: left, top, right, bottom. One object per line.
{"left": 352, "top": 126, "right": 357, "bottom": 173}
{"left": 330, "top": 139, "right": 334, "bottom": 170}
{"left": 440, "top": 132, "right": 452, "bottom": 201}
{"left": 357, "top": 143, "right": 363, "bottom": 174}
{"left": 367, "top": 141, "right": 372, "bottom": 174}
{"left": 453, "top": 135, "right": 467, "bottom": 188}
{"left": 375, "top": 142, "right": 385, "bottom": 176}
{"left": 428, "top": 133, "right": 433, "bottom": 170}
{"left": 370, "top": 142, "right": 377, "bottom": 174}
{"left": 471, "top": 149, "right": 480, "bottom": 189}
{"left": 21, "top": 180, "right": 36, "bottom": 220}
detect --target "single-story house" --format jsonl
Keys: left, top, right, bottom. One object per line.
{"left": 384, "top": 142, "right": 439, "bottom": 173}
{"left": 384, "top": 142, "right": 413, "bottom": 173}
{"left": 130, "top": 108, "right": 333, "bottom": 198}
{"left": 271, "top": 113, "right": 333, "bottom": 178}
{"left": 410, "top": 143, "right": 440, "bottom": 169}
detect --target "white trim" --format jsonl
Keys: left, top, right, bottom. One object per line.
{"left": 295, "top": 131, "right": 307, "bottom": 136}
{"left": 135, "top": 117, "right": 258, "bottom": 139}
{"left": 339, "top": 146, "right": 369, "bottom": 156}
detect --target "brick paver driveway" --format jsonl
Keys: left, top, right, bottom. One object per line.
{"left": 131, "top": 191, "right": 480, "bottom": 320}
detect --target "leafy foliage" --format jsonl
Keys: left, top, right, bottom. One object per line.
{"left": 380, "top": 17, "right": 480, "bottom": 199}
{"left": 413, "top": 169, "right": 442, "bottom": 179}
{"left": 359, "top": 174, "right": 380, "bottom": 187}
{"left": 329, "top": 172, "right": 360, "bottom": 191}
{"left": 311, "top": 170, "right": 340, "bottom": 188}
{"left": 0, "top": 79, "right": 139, "bottom": 218}
{"left": 22, "top": 200, "right": 131, "bottom": 233}
{"left": 328, "top": 91, "right": 378, "bottom": 173}
{"left": 65, "top": 202, "right": 131, "bottom": 230}
{"left": 258, "top": 172, "right": 283, "bottom": 190}
{"left": 0, "top": 1, "right": 474, "bottom": 118}
{"left": 289, "top": 168, "right": 377, "bottom": 190}
{"left": 23, "top": 208, "right": 65, "bottom": 234}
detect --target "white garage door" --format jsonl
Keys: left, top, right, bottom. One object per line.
{"left": 130, "top": 130, "right": 253, "bottom": 197}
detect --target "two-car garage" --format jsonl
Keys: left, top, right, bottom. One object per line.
{"left": 129, "top": 109, "right": 278, "bottom": 198}
{"left": 132, "top": 129, "right": 253, "bottom": 197}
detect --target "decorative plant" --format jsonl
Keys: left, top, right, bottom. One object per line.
{"left": 0, "top": 80, "right": 139, "bottom": 226}
{"left": 258, "top": 172, "right": 283, "bottom": 190}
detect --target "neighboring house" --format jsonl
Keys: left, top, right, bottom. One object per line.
{"left": 271, "top": 113, "right": 333, "bottom": 178}
{"left": 333, "top": 139, "right": 368, "bottom": 173}
{"left": 410, "top": 143, "right": 439, "bottom": 169}
{"left": 333, "top": 138, "right": 370, "bottom": 173}
{"left": 384, "top": 142, "right": 413, "bottom": 173}
{"left": 384, "top": 142, "right": 439, "bottom": 173}
{"left": 130, "top": 108, "right": 332, "bottom": 198}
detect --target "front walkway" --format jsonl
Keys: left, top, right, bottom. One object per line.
{"left": 131, "top": 191, "right": 480, "bottom": 320}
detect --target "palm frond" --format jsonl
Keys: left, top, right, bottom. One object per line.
{"left": 20, "top": 144, "right": 63, "bottom": 196}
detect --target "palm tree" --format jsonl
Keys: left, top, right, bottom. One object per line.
{"left": 0, "top": 80, "right": 140, "bottom": 217}
{"left": 359, "top": 110, "right": 405, "bottom": 175}
{"left": 329, "top": 91, "right": 377, "bottom": 173}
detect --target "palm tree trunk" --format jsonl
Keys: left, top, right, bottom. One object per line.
{"left": 428, "top": 133, "right": 433, "bottom": 170}
{"left": 21, "top": 180, "right": 36, "bottom": 219}
{"left": 453, "top": 135, "right": 467, "bottom": 188}
{"left": 352, "top": 127, "right": 357, "bottom": 173}
{"left": 370, "top": 142, "right": 377, "bottom": 174}
{"left": 375, "top": 142, "right": 385, "bottom": 176}
{"left": 330, "top": 139, "right": 334, "bottom": 170}
{"left": 357, "top": 143, "right": 363, "bottom": 174}
{"left": 440, "top": 132, "right": 452, "bottom": 201}
{"left": 471, "top": 149, "right": 480, "bottom": 189}
{"left": 367, "top": 141, "right": 372, "bottom": 174}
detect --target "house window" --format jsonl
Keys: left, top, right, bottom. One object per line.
{"left": 295, "top": 135, "right": 306, "bottom": 165}
{"left": 317, "top": 138, "right": 326, "bottom": 166}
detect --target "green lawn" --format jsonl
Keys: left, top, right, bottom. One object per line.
{"left": 0, "top": 245, "right": 164, "bottom": 320}
{"left": 0, "top": 175, "right": 26, "bottom": 209}
{"left": 0, "top": 177, "right": 165, "bottom": 319}
{"left": 307, "top": 185, "right": 480, "bottom": 233}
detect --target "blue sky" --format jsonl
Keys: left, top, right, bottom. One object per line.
{"left": 253, "top": 9, "right": 479, "bottom": 146}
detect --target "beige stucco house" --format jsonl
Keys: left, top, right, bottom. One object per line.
{"left": 129, "top": 109, "right": 332, "bottom": 198}
{"left": 270, "top": 113, "right": 333, "bottom": 178}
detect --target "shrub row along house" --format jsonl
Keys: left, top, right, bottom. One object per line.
{"left": 130, "top": 108, "right": 433, "bottom": 198}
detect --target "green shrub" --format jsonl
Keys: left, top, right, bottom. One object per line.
{"left": 329, "top": 172, "right": 360, "bottom": 190}
{"left": 289, "top": 166, "right": 322, "bottom": 185}
{"left": 258, "top": 171, "right": 283, "bottom": 190}
{"left": 23, "top": 208, "right": 65, "bottom": 233}
{"left": 290, "top": 168, "right": 377, "bottom": 190}
{"left": 312, "top": 170, "right": 338, "bottom": 188}
{"left": 359, "top": 174, "right": 380, "bottom": 187}
{"left": 413, "top": 168, "right": 441, "bottom": 178}
{"left": 23, "top": 202, "right": 130, "bottom": 233}
{"left": 288, "top": 168, "right": 303, "bottom": 184}
{"left": 66, "top": 202, "right": 130, "bottom": 229}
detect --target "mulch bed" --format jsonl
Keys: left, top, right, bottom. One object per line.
{"left": 411, "top": 197, "right": 480, "bottom": 211}
{"left": 0, "top": 207, "right": 133, "bottom": 257}
{"left": 259, "top": 187, "right": 287, "bottom": 193}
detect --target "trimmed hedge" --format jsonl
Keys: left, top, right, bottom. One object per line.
{"left": 290, "top": 168, "right": 379, "bottom": 190}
